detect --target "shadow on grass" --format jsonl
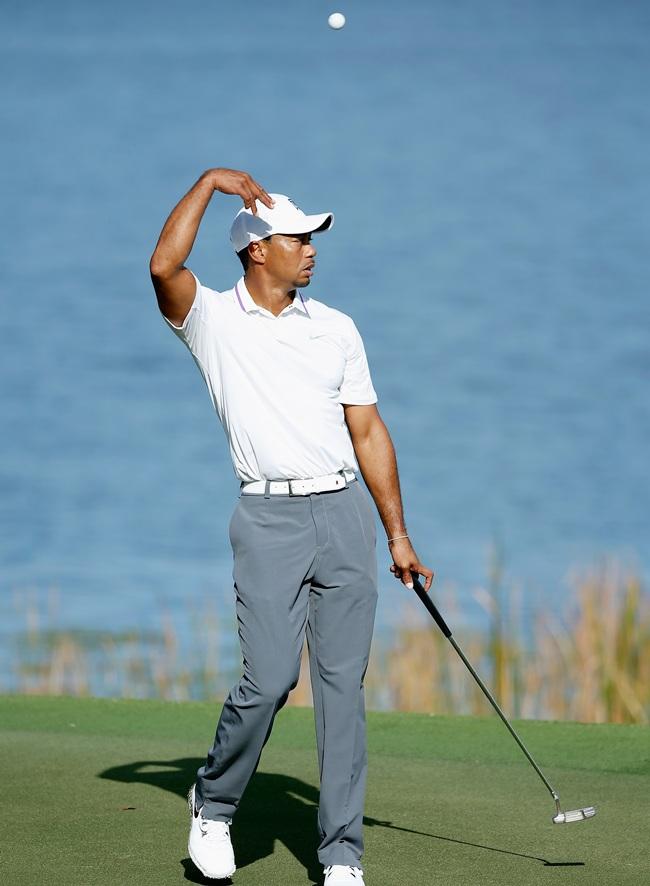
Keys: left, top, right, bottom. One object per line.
{"left": 99, "top": 758, "right": 584, "bottom": 881}
{"left": 100, "top": 758, "right": 322, "bottom": 883}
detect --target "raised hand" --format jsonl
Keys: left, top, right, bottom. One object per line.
{"left": 207, "top": 167, "right": 274, "bottom": 215}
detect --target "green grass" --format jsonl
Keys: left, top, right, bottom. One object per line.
{"left": 0, "top": 696, "right": 648, "bottom": 885}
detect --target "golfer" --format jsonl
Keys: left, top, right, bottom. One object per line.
{"left": 149, "top": 167, "right": 434, "bottom": 885}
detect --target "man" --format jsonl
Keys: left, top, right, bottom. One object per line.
{"left": 149, "top": 167, "right": 434, "bottom": 885}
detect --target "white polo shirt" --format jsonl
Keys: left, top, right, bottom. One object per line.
{"left": 161, "top": 272, "right": 378, "bottom": 483}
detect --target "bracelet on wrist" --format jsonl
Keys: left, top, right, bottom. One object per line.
{"left": 387, "top": 534, "right": 409, "bottom": 544}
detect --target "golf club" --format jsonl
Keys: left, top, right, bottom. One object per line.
{"left": 409, "top": 572, "right": 597, "bottom": 825}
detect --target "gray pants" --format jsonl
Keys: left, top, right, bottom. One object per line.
{"left": 195, "top": 474, "right": 378, "bottom": 867}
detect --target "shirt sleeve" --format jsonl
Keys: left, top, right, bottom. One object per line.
{"left": 337, "top": 318, "right": 378, "bottom": 405}
{"left": 160, "top": 270, "right": 213, "bottom": 360}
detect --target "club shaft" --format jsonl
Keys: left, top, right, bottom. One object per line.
{"left": 411, "top": 577, "right": 558, "bottom": 800}
{"left": 447, "top": 635, "right": 557, "bottom": 798}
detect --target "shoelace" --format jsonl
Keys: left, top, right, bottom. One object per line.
{"left": 199, "top": 817, "right": 231, "bottom": 843}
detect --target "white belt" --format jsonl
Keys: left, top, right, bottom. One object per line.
{"left": 240, "top": 469, "right": 356, "bottom": 496}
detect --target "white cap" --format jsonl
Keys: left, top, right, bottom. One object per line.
{"left": 229, "top": 193, "right": 334, "bottom": 254}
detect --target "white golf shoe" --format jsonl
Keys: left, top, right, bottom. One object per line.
{"left": 324, "top": 865, "right": 365, "bottom": 885}
{"left": 187, "top": 783, "right": 236, "bottom": 880}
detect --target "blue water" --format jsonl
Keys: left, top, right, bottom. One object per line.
{"left": 1, "top": 0, "right": 649, "bottom": 682}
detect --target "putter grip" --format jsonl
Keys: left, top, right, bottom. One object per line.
{"left": 411, "top": 574, "right": 452, "bottom": 638}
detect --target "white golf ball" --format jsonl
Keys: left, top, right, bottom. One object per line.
{"left": 328, "top": 12, "right": 346, "bottom": 30}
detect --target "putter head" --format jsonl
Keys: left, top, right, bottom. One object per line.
{"left": 553, "top": 806, "right": 597, "bottom": 824}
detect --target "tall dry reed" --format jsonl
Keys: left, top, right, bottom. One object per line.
{"left": 368, "top": 552, "right": 649, "bottom": 724}
{"left": 5, "top": 552, "right": 648, "bottom": 723}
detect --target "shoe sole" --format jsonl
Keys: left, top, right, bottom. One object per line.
{"left": 187, "top": 785, "right": 237, "bottom": 880}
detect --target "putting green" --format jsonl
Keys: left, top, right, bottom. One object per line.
{"left": 0, "top": 696, "right": 647, "bottom": 885}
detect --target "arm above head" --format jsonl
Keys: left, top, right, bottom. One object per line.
{"left": 149, "top": 167, "right": 274, "bottom": 327}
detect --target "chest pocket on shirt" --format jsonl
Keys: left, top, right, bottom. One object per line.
{"left": 308, "top": 330, "right": 347, "bottom": 389}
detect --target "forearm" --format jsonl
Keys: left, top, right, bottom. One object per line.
{"left": 149, "top": 171, "right": 216, "bottom": 276}
{"left": 353, "top": 422, "right": 407, "bottom": 541}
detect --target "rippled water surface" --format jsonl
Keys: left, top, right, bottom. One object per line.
{"left": 1, "top": 0, "right": 648, "bottom": 684}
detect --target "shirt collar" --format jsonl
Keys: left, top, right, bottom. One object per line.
{"left": 233, "top": 277, "right": 311, "bottom": 319}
